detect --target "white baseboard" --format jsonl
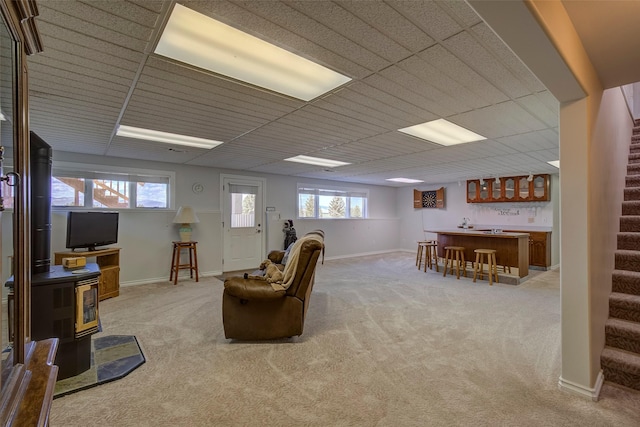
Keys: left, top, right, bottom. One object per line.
{"left": 558, "top": 371, "right": 604, "bottom": 401}
{"left": 121, "top": 270, "right": 222, "bottom": 287}
{"left": 324, "top": 249, "right": 404, "bottom": 261}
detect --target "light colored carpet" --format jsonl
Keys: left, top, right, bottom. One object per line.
{"left": 50, "top": 252, "right": 640, "bottom": 426}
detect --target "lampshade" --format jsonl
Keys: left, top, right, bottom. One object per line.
{"left": 173, "top": 206, "right": 200, "bottom": 224}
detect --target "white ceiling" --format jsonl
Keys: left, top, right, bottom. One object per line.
{"left": 25, "top": 0, "right": 562, "bottom": 187}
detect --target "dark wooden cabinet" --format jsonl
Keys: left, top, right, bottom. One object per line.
{"left": 531, "top": 175, "right": 549, "bottom": 201}
{"left": 504, "top": 230, "right": 551, "bottom": 268}
{"left": 467, "top": 174, "right": 550, "bottom": 203}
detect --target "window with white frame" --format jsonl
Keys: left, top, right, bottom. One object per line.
{"left": 52, "top": 164, "right": 174, "bottom": 209}
{"left": 297, "top": 184, "right": 368, "bottom": 219}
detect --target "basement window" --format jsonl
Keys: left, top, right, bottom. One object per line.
{"left": 297, "top": 184, "right": 368, "bottom": 219}
{"left": 52, "top": 164, "right": 174, "bottom": 209}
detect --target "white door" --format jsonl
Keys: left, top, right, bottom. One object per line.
{"left": 222, "top": 176, "right": 264, "bottom": 272}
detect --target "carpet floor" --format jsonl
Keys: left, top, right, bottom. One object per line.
{"left": 50, "top": 252, "right": 640, "bottom": 426}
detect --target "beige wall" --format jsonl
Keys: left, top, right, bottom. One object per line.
{"left": 558, "top": 98, "right": 591, "bottom": 388}
{"left": 471, "top": 0, "right": 634, "bottom": 398}
{"left": 589, "top": 87, "right": 632, "bottom": 377}
{"left": 527, "top": 0, "right": 631, "bottom": 397}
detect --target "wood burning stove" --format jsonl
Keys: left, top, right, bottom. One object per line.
{"left": 27, "top": 265, "right": 101, "bottom": 379}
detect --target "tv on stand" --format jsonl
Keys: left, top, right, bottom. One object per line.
{"left": 66, "top": 211, "right": 119, "bottom": 251}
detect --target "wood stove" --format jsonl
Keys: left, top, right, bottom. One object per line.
{"left": 27, "top": 264, "right": 100, "bottom": 379}
{"left": 24, "top": 132, "right": 101, "bottom": 380}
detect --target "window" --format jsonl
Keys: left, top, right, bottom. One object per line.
{"left": 297, "top": 184, "right": 368, "bottom": 219}
{"left": 229, "top": 183, "right": 257, "bottom": 228}
{"left": 52, "top": 164, "right": 174, "bottom": 209}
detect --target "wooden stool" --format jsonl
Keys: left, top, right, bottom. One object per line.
{"left": 416, "top": 241, "right": 431, "bottom": 270}
{"left": 170, "top": 241, "right": 199, "bottom": 285}
{"left": 473, "top": 249, "right": 498, "bottom": 285}
{"left": 443, "top": 246, "right": 466, "bottom": 279}
{"left": 425, "top": 242, "right": 439, "bottom": 272}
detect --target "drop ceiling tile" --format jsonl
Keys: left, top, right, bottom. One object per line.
{"left": 437, "top": 0, "right": 483, "bottom": 27}
{"left": 106, "top": 136, "right": 208, "bottom": 163}
{"left": 379, "top": 64, "right": 469, "bottom": 114}
{"left": 449, "top": 101, "right": 547, "bottom": 139}
{"left": 338, "top": 0, "right": 435, "bottom": 53}
{"left": 525, "top": 149, "right": 560, "bottom": 162}
{"left": 388, "top": 1, "right": 462, "bottom": 40}
{"left": 396, "top": 55, "right": 487, "bottom": 112}
{"left": 418, "top": 45, "right": 509, "bottom": 106}
{"left": 345, "top": 81, "right": 437, "bottom": 123}
{"left": 444, "top": 31, "right": 530, "bottom": 99}
{"left": 471, "top": 22, "right": 546, "bottom": 93}
{"left": 313, "top": 92, "right": 413, "bottom": 131}
{"left": 286, "top": 1, "right": 412, "bottom": 63}
{"left": 515, "top": 93, "right": 558, "bottom": 128}
{"left": 364, "top": 73, "right": 453, "bottom": 118}
{"left": 37, "top": 3, "right": 152, "bottom": 52}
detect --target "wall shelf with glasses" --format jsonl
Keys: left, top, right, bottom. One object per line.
{"left": 466, "top": 174, "right": 550, "bottom": 203}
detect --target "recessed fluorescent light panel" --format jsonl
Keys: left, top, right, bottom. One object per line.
{"left": 548, "top": 160, "right": 560, "bottom": 168}
{"left": 386, "top": 178, "right": 424, "bottom": 183}
{"left": 155, "top": 4, "right": 351, "bottom": 101}
{"left": 399, "top": 119, "right": 486, "bottom": 146}
{"left": 116, "top": 125, "right": 223, "bottom": 149}
{"left": 284, "top": 155, "right": 350, "bottom": 168}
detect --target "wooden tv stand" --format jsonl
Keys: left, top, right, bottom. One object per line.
{"left": 54, "top": 247, "right": 120, "bottom": 300}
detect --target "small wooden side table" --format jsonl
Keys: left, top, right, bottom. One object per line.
{"left": 170, "top": 241, "right": 199, "bottom": 285}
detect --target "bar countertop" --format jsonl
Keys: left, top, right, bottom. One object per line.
{"left": 424, "top": 229, "right": 529, "bottom": 238}
{"left": 425, "top": 229, "right": 530, "bottom": 278}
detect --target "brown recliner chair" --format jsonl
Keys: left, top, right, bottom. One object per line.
{"left": 222, "top": 231, "right": 324, "bottom": 340}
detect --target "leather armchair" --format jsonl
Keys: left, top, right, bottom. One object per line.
{"left": 222, "top": 231, "right": 324, "bottom": 340}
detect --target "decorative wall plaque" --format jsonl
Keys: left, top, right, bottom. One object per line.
{"left": 413, "top": 187, "right": 445, "bottom": 209}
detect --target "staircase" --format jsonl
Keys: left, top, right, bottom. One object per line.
{"left": 601, "top": 120, "right": 640, "bottom": 391}
{"left": 56, "top": 177, "right": 129, "bottom": 208}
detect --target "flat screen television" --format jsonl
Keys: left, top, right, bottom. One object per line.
{"left": 66, "top": 211, "right": 119, "bottom": 251}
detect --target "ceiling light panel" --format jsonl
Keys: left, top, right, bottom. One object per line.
{"left": 117, "top": 125, "right": 223, "bottom": 149}
{"left": 399, "top": 118, "right": 486, "bottom": 146}
{"left": 155, "top": 4, "right": 351, "bottom": 101}
{"left": 284, "top": 155, "right": 350, "bottom": 167}
{"left": 386, "top": 178, "right": 424, "bottom": 183}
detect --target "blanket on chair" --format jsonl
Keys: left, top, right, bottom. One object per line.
{"left": 270, "top": 230, "right": 324, "bottom": 291}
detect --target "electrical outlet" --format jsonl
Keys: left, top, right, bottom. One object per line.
{"left": 528, "top": 217, "right": 534, "bottom": 223}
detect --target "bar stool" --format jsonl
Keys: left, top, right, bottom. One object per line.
{"left": 170, "top": 241, "right": 199, "bottom": 285}
{"left": 443, "top": 246, "right": 466, "bottom": 279}
{"left": 425, "top": 241, "right": 439, "bottom": 272}
{"left": 473, "top": 249, "right": 498, "bottom": 285}
{"left": 416, "top": 241, "right": 428, "bottom": 269}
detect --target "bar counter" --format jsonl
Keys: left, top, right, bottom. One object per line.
{"left": 425, "top": 229, "right": 529, "bottom": 278}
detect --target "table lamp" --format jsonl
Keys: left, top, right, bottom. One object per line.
{"left": 173, "top": 206, "right": 199, "bottom": 242}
